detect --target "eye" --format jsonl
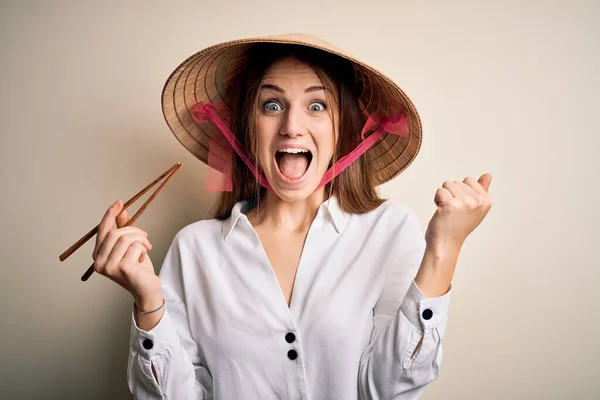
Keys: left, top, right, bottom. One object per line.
{"left": 262, "top": 99, "right": 283, "bottom": 113}
{"left": 309, "top": 101, "right": 327, "bottom": 112}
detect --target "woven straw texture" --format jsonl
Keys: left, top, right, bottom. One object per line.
{"left": 161, "top": 33, "right": 422, "bottom": 186}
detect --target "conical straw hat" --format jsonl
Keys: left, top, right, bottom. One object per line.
{"left": 161, "top": 33, "right": 422, "bottom": 186}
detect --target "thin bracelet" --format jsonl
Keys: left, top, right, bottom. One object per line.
{"left": 134, "top": 298, "right": 165, "bottom": 314}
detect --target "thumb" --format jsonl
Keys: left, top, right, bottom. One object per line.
{"left": 478, "top": 173, "right": 493, "bottom": 192}
{"left": 115, "top": 202, "right": 131, "bottom": 228}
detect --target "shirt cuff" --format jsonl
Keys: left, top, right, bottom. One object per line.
{"left": 131, "top": 305, "right": 179, "bottom": 359}
{"left": 399, "top": 280, "right": 452, "bottom": 331}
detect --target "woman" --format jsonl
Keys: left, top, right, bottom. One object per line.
{"left": 92, "top": 34, "right": 492, "bottom": 399}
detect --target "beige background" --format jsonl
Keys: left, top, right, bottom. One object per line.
{"left": 1, "top": 0, "right": 598, "bottom": 399}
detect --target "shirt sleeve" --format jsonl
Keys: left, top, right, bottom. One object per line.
{"left": 358, "top": 206, "right": 452, "bottom": 399}
{"left": 127, "top": 233, "right": 213, "bottom": 399}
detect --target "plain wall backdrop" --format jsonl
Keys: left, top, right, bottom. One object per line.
{"left": 1, "top": 1, "right": 598, "bottom": 399}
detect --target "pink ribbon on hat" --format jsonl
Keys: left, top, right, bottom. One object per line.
{"left": 317, "top": 110, "right": 408, "bottom": 188}
{"left": 191, "top": 102, "right": 271, "bottom": 191}
{"left": 190, "top": 102, "right": 408, "bottom": 192}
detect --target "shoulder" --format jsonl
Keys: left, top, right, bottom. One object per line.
{"left": 169, "top": 218, "right": 224, "bottom": 247}
{"left": 342, "top": 199, "right": 422, "bottom": 241}
{"left": 346, "top": 199, "right": 424, "bottom": 243}
{"left": 375, "top": 199, "right": 417, "bottom": 217}
{"left": 167, "top": 201, "right": 247, "bottom": 248}
{"left": 371, "top": 201, "right": 426, "bottom": 263}
{"left": 366, "top": 199, "right": 421, "bottom": 229}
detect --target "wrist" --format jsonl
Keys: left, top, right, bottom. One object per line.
{"left": 425, "top": 239, "right": 463, "bottom": 259}
{"left": 414, "top": 245, "right": 460, "bottom": 297}
{"left": 134, "top": 294, "right": 164, "bottom": 312}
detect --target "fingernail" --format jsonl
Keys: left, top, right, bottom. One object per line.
{"left": 112, "top": 200, "right": 120, "bottom": 208}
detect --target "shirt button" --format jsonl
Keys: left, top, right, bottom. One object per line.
{"left": 142, "top": 338, "right": 154, "bottom": 350}
{"left": 285, "top": 332, "right": 296, "bottom": 343}
{"left": 287, "top": 349, "right": 298, "bottom": 360}
{"left": 422, "top": 309, "right": 433, "bottom": 320}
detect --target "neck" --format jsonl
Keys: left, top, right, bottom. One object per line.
{"left": 249, "top": 188, "right": 327, "bottom": 232}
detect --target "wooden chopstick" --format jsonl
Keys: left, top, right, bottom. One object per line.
{"left": 58, "top": 162, "right": 182, "bottom": 281}
{"left": 79, "top": 162, "right": 182, "bottom": 281}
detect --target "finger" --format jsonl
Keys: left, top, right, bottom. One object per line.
{"left": 434, "top": 187, "right": 454, "bottom": 207}
{"left": 119, "top": 241, "right": 147, "bottom": 279}
{"left": 95, "top": 227, "right": 150, "bottom": 265}
{"left": 104, "top": 234, "right": 152, "bottom": 275}
{"left": 463, "top": 176, "right": 488, "bottom": 196}
{"left": 442, "top": 181, "right": 466, "bottom": 200}
{"left": 94, "top": 200, "right": 122, "bottom": 259}
{"left": 455, "top": 180, "right": 479, "bottom": 197}
{"left": 116, "top": 207, "right": 131, "bottom": 229}
{"left": 478, "top": 173, "right": 492, "bottom": 192}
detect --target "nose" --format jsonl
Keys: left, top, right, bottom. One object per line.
{"left": 279, "top": 106, "right": 306, "bottom": 138}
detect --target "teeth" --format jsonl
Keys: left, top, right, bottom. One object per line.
{"left": 278, "top": 148, "right": 309, "bottom": 154}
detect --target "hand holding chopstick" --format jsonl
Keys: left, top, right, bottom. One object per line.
{"left": 59, "top": 162, "right": 182, "bottom": 282}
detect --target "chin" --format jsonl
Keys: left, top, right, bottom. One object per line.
{"left": 268, "top": 184, "right": 318, "bottom": 203}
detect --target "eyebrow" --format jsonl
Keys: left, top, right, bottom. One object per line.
{"left": 260, "top": 84, "right": 326, "bottom": 93}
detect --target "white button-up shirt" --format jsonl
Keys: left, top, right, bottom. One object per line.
{"left": 128, "top": 196, "right": 452, "bottom": 399}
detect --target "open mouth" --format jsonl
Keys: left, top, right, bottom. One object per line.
{"left": 275, "top": 148, "right": 313, "bottom": 181}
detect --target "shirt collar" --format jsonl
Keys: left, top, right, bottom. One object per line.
{"left": 222, "top": 200, "right": 250, "bottom": 242}
{"left": 222, "top": 195, "right": 349, "bottom": 241}
{"left": 319, "top": 195, "right": 349, "bottom": 234}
